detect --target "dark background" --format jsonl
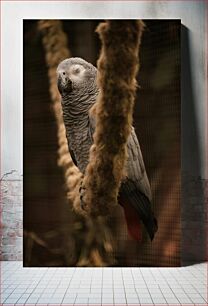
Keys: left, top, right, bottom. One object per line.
{"left": 23, "top": 20, "right": 181, "bottom": 266}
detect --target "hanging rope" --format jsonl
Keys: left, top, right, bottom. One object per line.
{"left": 38, "top": 20, "right": 84, "bottom": 215}
{"left": 82, "top": 20, "right": 144, "bottom": 216}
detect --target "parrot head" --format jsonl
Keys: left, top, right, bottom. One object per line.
{"left": 57, "top": 57, "right": 97, "bottom": 97}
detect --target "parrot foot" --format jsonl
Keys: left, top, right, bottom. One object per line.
{"left": 79, "top": 181, "right": 87, "bottom": 211}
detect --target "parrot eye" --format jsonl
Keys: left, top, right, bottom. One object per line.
{"left": 71, "top": 64, "right": 83, "bottom": 75}
{"left": 74, "top": 68, "right": 80, "bottom": 74}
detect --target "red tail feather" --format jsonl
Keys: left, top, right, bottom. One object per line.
{"left": 120, "top": 198, "right": 142, "bottom": 242}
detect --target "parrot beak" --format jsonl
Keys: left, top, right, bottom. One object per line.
{"left": 57, "top": 75, "right": 73, "bottom": 94}
{"left": 57, "top": 75, "right": 63, "bottom": 94}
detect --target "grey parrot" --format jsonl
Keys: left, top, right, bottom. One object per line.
{"left": 57, "top": 57, "right": 158, "bottom": 241}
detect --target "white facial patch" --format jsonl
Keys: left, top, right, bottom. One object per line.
{"left": 69, "top": 64, "right": 86, "bottom": 83}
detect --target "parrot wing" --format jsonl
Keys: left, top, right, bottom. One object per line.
{"left": 126, "top": 128, "right": 152, "bottom": 200}
{"left": 119, "top": 128, "right": 158, "bottom": 241}
{"left": 89, "top": 113, "right": 157, "bottom": 241}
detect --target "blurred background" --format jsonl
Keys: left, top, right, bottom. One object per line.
{"left": 23, "top": 20, "right": 181, "bottom": 267}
